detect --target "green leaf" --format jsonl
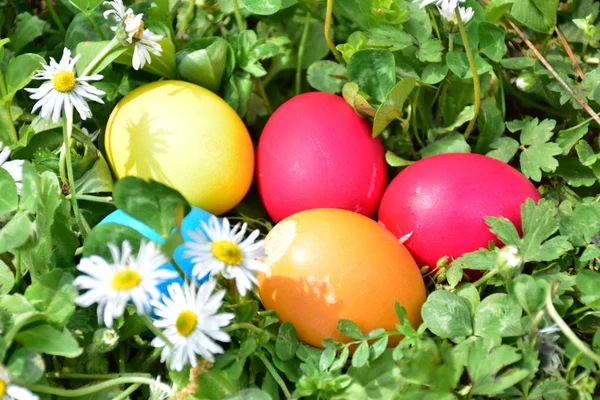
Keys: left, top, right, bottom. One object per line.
{"left": 576, "top": 270, "right": 600, "bottom": 307}
{"left": 352, "top": 341, "right": 370, "bottom": 368}
{"left": 416, "top": 39, "right": 443, "bottom": 63}
{"left": 372, "top": 78, "right": 416, "bottom": 137}
{"left": 0, "top": 259, "right": 14, "bottom": 295}
{"left": 474, "top": 293, "right": 524, "bottom": 337}
{"left": 499, "top": 57, "right": 535, "bottom": 69}
{"left": 15, "top": 324, "right": 83, "bottom": 357}
{"left": 487, "top": 137, "right": 519, "bottom": 163}
{"left": 511, "top": 275, "right": 545, "bottom": 315}
{"left": 337, "top": 319, "right": 365, "bottom": 340}
{"left": 467, "top": 338, "right": 529, "bottom": 396}
{"left": 455, "top": 283, "right": 480, "bottom": 315}
{"left": 421, "top": 63, "right": 449, "bottom": 84}
{"left": 554, "top": 157, "right": 597, "bottom": 187}
{"left": 369, "top": 336, "right": 388, "bottom": 361}
{"left": 485, "top": 216, "right": 521, "bottom": 246}
{"left": 178, "top": 40, "right": 230, "bottom": 92}
{"left": 385, "top": 151, "right": 414, "bottom": 167}
{"left": 0, "top": 212, "right": 34, "bottom": 253}
{"left": 194, "top": 369, "right": 237, "bottom": 398}
{"left": 556, "top": 122, "right": 589, "bottom": 155}
{"left": 0, "top": 167, "right": 18, "bottom": 214}
{"left": 476, "top": 99, "right": 505, "bottom": 154}
{"left": 511, "top": 0, "right": 559, "bottom": 34}
{"left": 9, "top": 13, "right": 46, "bottom": 53}
{"left": 275, "top": 322, "right": 299, "bottom": 361}
{"left": 421, "top": 291, "right": 473, "bottom": 338}
{"left": 4, "top": 54, "right": 45, "bottom": 101}
{"left": 113, "top": 177, "right": 190, "bottom": 239}
{"left": 347, "top": 49, "right": 396, "bottom": 102}
{"left": 240, "top": 0, "right": 282, "bottom": 15}
{"left": 7, "top": 348, "right": 44, "bottom": 384}
{"left": 451, "top": 250, "right": 497, "bottom": 274}
{"left": 83, "top": 223, "right": 146, "bottom": 259}
{"left": 519, "top": 118, "right": 562, "bottom": 181}
{"left": 446, "top": 52, "right": 493, "bottom": 79}
{"left": 70, "top": 0, "right": 104, "bottom": 12}
{"left": 421, "top": 133, "right": 471, "bottom": 158}
{"left": 225, "top": 389, "right": 273, "bottom": 400}
{"left": 529, "top": 380, "right": 569, "bottom": 400}
{"left": 559, "top": 202, "right": 600, "bottom": 247}
{"left": 24, "top": 270, "right": 78, "bottom": 326}
{"left": 319, "top": 346, "right": 336, "bottom": 371}
{"left": 307, "top": 61, "right": 347, "bottom": 94}
{"left": 576, "top": 140, "right": 598, "bottom": 166}
{"left": 486, "top": 0, "right": 517, "bottom": 23}
{"left": 478, "top": 22, "right": 507, "bottom": 62}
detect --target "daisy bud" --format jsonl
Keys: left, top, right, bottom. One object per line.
{"left": 497, "top": 245, "right": 523, "bottom": 278}
{"left": 515, "top": 73, "right": 535, "bottom": 92}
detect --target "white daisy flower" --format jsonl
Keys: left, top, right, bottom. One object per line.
{"left": 151, "top": 280, "right": 234, "bottom": 371}
{"left": 149, "top": 376, "right": 173, "bottom": 400}
{"left": 0, "top": 366, "right": 39, "bottom": 400}
{"left": 0, "top": 142, "right": 23, "bottom": 194}
{"left": 103, "top": 0, "right": 133, "bottom": 29}
{"left": 25, "top": 48, "right": 105, "bottom": 124}
{"left": 123, "top": 14, "right": 163, "bottom": 71}
{"left": 418, "top": 0, "right": 463, "bottom": 10}
{"left": 74, "top": 240, "right": 177, "bottom": 327}
{"left": 183, "top": 217, "right": 269, "bottom": 296}
{"left": 438, "top": 4, "right": 474, "bottom": 24}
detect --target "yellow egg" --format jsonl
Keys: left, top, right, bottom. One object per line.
{"left": 104, "top": 80, "right": 254, "bottom": 215}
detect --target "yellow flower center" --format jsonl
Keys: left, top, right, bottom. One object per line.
{"left": 52, "top": 70, "right": 76, "bottom": 93}
{"left": 211, "top": 240, "right": 243, "bottom": 265}
{"left": 0, "top": 378, "right": 6, "bottom": 397}
{"left": 175, "top": 310, "right": 198, "bottom": 337}
{"left": 111, "top": 269, "right": 142, "bottom": 291}
{"left": 134, "top": 20, "right": 144, "bottom": 39}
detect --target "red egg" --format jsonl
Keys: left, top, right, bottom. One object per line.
{"left": 256, "top": 92, "right": 387, "bottom": 223}
{"left": 378, "top": 153, "right": 540, "bottom": 275}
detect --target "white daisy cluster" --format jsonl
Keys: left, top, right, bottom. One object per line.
{"left": 73, "top": 216, "right": 267, "bottom": 372}
{"left": 25, "top": 48, "right": 105, "bottom": 124}
{"left": 419, "top": 0, "right": 474, "bottom": 25}
{"left": 103, "top": 0, "right": 163, "bottom": 70}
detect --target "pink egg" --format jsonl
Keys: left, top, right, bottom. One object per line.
{"left": 378, "top": 153, "right": 540, "bottom": 277}
{"left": 257, "top": 92, "right": 387, "bottom": 223}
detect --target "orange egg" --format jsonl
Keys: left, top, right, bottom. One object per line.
{"left": 258, "top": 208, "right": 426, "bottom": 348}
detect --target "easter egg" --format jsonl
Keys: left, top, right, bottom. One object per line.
{"left": 104, "top": 80, "right": 254, "bottom": 215}
{"left": 378, "top": 153, "right": 541, "bottom": 275}
{"left": 99, "top": 206, "right": 214, "bottom": 292}
{"left": 257, "top": 208, "right": 426, "bottom": 348}
{"left": 256, "top": 92, "right": 387, "bottom": 223}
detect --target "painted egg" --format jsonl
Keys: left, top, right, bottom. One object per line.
{"left": 98, "top": 206, "right": 214, "bottom": 292}
{"left": 256, "top": 92, "right": 387, "bottom": 223}
{"left": 104, "top": 80, "right": 254, "bottom": 215}
{"left": 258, "top": 208, "right": 426, "bottom": 348}
{"left": 378, "top": 153, "right": 541, "bottom": 275}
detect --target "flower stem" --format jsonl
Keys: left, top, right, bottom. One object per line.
{"left": 113, "top": 384, "right": 141, "bottom": 400}
{"left": 43, "top": 0, "right": 66, "bottom": 35}
{"left": 296, "top": 12, "right": 312, "bottom": 96}
{"left": 456, "top": 9, "right": 480, "bottom": 140}
{"left": 81, "top": 36, "right": 120, "bottom": 77}
{"left": 24, "top": 377, "right": 158, "bottom": 397}
{"left": 67, "top": 194, "right": 113, "bottom": 204}
{"left": 47, "top": 372, "right": 152, "bottom": 380}
{"left": 63, "top": 107, "right": 88, "bottom": 239}
{"left": 85, "top": 11, "right": 106, "bottom": 41}
{"left": 141, "top": 315, "right": 174, "bottom": 348}
{"left": 257, "top": 353, "right": 292, "bottom": 399}
{"left": 255, "top": 78, "right": 272, "bottom": 115}
{"left": 324, "top": 0, "right": 341, "bottom": 62}
{"left": 545, "top": 281, "right": 600, "bottom": 367}
{"left": 231, "top": 0, "right": 245, "bottom": 31}
{"left": 473, "top": 268, "right": 498, "bottom": 289}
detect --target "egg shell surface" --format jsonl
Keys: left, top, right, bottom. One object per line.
{"left": 99, "top": 206, "right": 214, "bottom": 293}
{"left": 256, "top": 92, "right": 387, "bottom": 223}
{"left": 378, "top": 153, "right": 541, "bottom": 273}
{"left": 104, "top": 80, "right": 254, "bottom": 215}
{"left": 258, "top": 208, "right": 426, "bottom": 348}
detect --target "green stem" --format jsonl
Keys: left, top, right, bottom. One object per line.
{"left": 141, "top": 315, "right": 174, "bottom": 348}
{"left": 85, "top": 11, "right": 105, "bottom": 41}
{"left": 0, "top": 72, "right": 18, "bottom": 144}
{"left": 257, "top": 354, "right": 292, "bottom": 399}
{"left": 324, "top": 0, "right": 342, "bottom": 62}
{"left": 59, "top": 139, "right": 67, "bottom": 184}
{"left": 232, "top": 0, "right": 245, "bottom": 31}
{"left": 473, "top": 268, "right": 499, "bottom": 289}
{"left": 24, "top": 377, "right": 158, "bottom": 397}
{"left": 496, "top": 69, "right": 506, "bottom": 118}
{"left": 428, "top": 7, "right": 441, "bottom": 40}
{"left": 67, "top": 194, "right": 113, "bottom": 204}
{"left": 81, "top": 36, "right": 121, "bottom": 77}
{"left": 545, "top": 281, "right": 600, "bottom": 367}
{"left": 296, "top": 12, "right": 312, "bottom": 96}
{"left": 411, "top": 88, "right": 424, "bottom": 147}
{"left": 456, "top": 10, "right": 480, "bottom": 140}
{"left": 43, "top": 0, "right": 66, "bottom": 34}
{"left": 255, "top": 78, "right": 273, "bottom": 115}
{"left": 448, "top": 33, "right": 454, "bottom": 52}
{"left": 113, "top": 384, "right": 141, "bottom": 400}
{"left": 14, "top": 252, "right": 21, "bottom": 286}
{"left": 47, "top": 372, "right": 152, "bottom": 380}
{"left": 63, "top": 107, "right": 88, "bottom": 239}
